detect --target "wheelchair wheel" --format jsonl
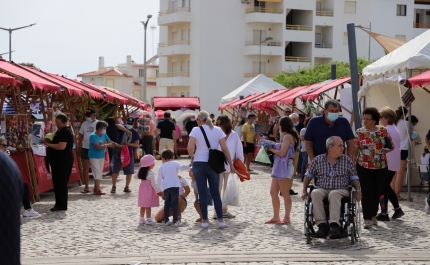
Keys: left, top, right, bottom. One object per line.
{"left": 350, "top": 220, "right": 356, "bottom": 244}
{"left": 355, "top": 201, "right": 362, "bottom": 238}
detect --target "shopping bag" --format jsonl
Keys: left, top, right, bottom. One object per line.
{"left": 234, "top": 158, "right": 250, "bottom": 182}
{"left": 222, "top": 173, "right": 240, "bottom": 207}
{"left": 120, "top": 145, "right": 130, "bottom": 167}
{"left": 255, "top": 146, "right": 271, "bottom": 164}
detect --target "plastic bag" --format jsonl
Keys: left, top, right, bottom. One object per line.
{"left": 255, "top": 146, "right": 271, "bottom": 164}
{"left": 222, "top": 174, "right": 240, "bottom": 207}
{"left": 120, "top": 145, "right": 130, "bottom": 167}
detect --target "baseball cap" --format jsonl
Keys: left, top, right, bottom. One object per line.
{"left": 85, "top": 109, "right": 96, "bottom": 117}
{"left": 126, "top": 117, "right": 134, "bottom": 125}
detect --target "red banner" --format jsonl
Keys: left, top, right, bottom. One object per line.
{"left": 10, "top": 151, "right": 34, "bottom": 196}
{"left": 103, "top": 150, "right": 110, "bottom": 173}
{"left": 69, "top": 150, "right": 81, "bottom": 184}
{"left": 32, "top": 154, "right": 54, "bottom": 193}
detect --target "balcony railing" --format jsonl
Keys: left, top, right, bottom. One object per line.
{"left": 315, "top": 43, "right": 333, "bottom": 48}
{"left": 286, "top": 24, "right": 313, "bottom": 31}
{"left": 244, "top": 73, "right": 276, "bottom": 78}
{"left": 245, "top": 41, "right": 282, "bottom": 46}
{"left": 159, "top": 6, "right": 190, "bottom": 16}
{"left": 285, "top": 56, "right": 312, "bottom": 62}
{"left": 158, "top": 72, "right": 190, "bottom": 77}
{"left": 245, "top": 7, "right": 283, "bottom": 14}
{"left": 158, "top": 40, "right": 190, "bottom": 47}
{"left": 414, "top": 23, "right": 430, "bottom": 29}
{"left": 316, "top": 10, "right": 334, "bottom": 16}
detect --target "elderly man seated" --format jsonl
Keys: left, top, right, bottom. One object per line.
{"left": 301, "top": 136, "right": 362, "bottom": 238}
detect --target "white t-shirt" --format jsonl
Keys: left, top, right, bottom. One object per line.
{"left": 189, "top": 125, "right": 226, "bottom": 162}
{"left": 395, "top": 119, "right": 410, "bottom": 151}
{"left": 157, "top": 161, "right": 191, "bottom": 191}
{"left": 218, "top": 131, "right": 244, "bottom": 172}
{"left": 300, "top": 128, "right": 307, "bottom": 152}
{"left": 421, "top": 153, "right": 430, "bottom": 165}
{"left": 79, "top": 120, "right": 98, "bottom": 149}
{"left": 178, "top": 177, "right": 189, "bottom": 195}
{"left": 234, "top": 125, "right": 243, "bottom": 136}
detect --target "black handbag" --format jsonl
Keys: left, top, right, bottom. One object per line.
{"left": 199, "top": 126, "right": 227, "bottom": 174}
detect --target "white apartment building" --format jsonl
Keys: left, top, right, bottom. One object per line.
{"left": 78, "top": 55, "right": 159, "bottom": 102}
{"left": 157, "top": 0, "right": 427, "bottom": 114}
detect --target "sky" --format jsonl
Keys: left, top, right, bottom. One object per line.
{"left": 0, "top": 0, "right": 160, "bottom": 79}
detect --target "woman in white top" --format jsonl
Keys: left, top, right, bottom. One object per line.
{"left": 421, "top": 145, "right": 430, "bottom": 165}
{"left": 187, "top": 111, "right": 235, "bottom": 229}
{"left": 234, "top": 118, "right": 246, "bottom": 136}
{"left": 394, "top": 106, "right": 410, "bottom": 200}
{"left": 217, "top": 115, "right": 244, "bottom": 219}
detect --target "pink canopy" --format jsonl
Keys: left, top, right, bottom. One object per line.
{"left": 302, "top": 77, "right": 351, "bottom": 101}
{"left": 219, "top": 96, "right": 248, "bottom": 110}
{"left": 153, "top": 97, "right": 200, "bottom": 111}
{"left": 264, "top": 86, "right": 309, "bottom": 106}
{"left": 404, "top": 70, "right": 430, "bottom": 89}
{"left": 229, "top": 93, "right": 266, "bottom": 109}
{"left": 251, "top": 89, "right": 289, "bottom": 108}
{"left": 0, "top": 73, "right": 22, "bottom": 87}
{"left": 46, "top": 73, "right": 104, "bottom": 100}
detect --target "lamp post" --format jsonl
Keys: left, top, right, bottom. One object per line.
{"left": 259, "top": 30, "right": 273, "bottom": 74}
{"left": 140, "top": 15, "right": 152, "bottom": 102}
{"left": 0, "top": 23, "right": 36, "bottom": 62}
{"left": 355, "top": 22, "right": 371, "bottom": 60}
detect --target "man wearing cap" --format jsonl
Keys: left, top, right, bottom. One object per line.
{"left": 111, "top": 117, "right": 141, "bottom": 193}
{"left": 78, "top": 109, "right": 98, "bottom": 193}
{"left": 156, "top": 112, "right": 176, "bottom": 156}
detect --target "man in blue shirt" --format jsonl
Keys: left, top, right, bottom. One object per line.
{"left": 304, "top": 99, "right": 355, "bottom": 161}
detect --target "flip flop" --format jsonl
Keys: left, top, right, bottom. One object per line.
{"left": 276, "top": 219, "right": 289, "bottom": 225}
{"left": 80, "top": 189, "right": 90, "bottom": 194}
{"left": 265, "top": 219, "right": 279, "bottom": 224}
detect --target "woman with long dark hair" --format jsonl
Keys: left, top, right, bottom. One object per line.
{"left": 265, "top": 116, "right": 299, "bottom": 224}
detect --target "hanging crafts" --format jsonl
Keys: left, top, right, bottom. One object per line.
{"left": 4, "top": 114, "right": 29, "bottom": 149}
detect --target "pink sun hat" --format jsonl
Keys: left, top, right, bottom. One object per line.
{"left": 140, "top": 155, "right": 156, "bottom": 167}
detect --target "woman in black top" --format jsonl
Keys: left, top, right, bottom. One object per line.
{"left": 42, "top": 114, "right": 75, "bottom": 211}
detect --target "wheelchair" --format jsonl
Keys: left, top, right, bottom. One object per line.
{"left": 304, "top": 185, "right": 361, "bottom": 244}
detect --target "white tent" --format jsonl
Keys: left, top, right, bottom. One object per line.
{"left": 220, "top": 74, "right": 284, "bottom": 104}
{"left": 360, "top": 29, "right": 430, "bottom": 96}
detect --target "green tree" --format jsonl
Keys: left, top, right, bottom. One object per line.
{"left": 20, "top": 62, "right": 39, "bottom": 70}
{"left": 273, "top": 58, "right": 372, "bottom": 88}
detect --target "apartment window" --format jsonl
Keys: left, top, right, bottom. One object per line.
{"left": 156, "top": 69, "right": 159, "bottom": 77}
{"left": 397, "top": 5, "right": 406, "bottom": 16}
{"left": 395, "top": 35, "right": 406, "bottom": 40}
{"left": 172, "top": 62, "right": 178, "bottom": 73}
{"left": 181, "top": 61, "right": 186, "bottom": 71}
{"left": 138, "top": 69, "right": 144, "bottom": 77}
{"left": 252, "top": 61, "right": 266, "bottom": 73}
{"left": 172, "top": 31, "right": 179, "bottom": 41}
{"left": 182, "top": 0, "right": 186, "bottom": 7}
{"left": 181, "top": 29, "right": 188, "bottom": 40}
{"left": 344, "top": 1, "right": 356, "bottom": 14}
{"left": 172, "top": 0, "right": 178, "bottom": 9}
{"left": 343, "top": 32, "right": 348, "bottom": 45}
{"left": 253, "top": 29, "right": 266, "bottom": 44}
{"left": 171, "top": 92, "right": 177, "bottom": 97}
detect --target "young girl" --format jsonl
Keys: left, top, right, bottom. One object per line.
{"left": 134, "top": 155, "right": 162, "bottom": 225}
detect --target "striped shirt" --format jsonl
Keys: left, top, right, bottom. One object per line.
{"left": 305, "top": 153, "right": 358, "bottom": 189}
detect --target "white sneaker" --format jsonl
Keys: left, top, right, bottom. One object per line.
{"left": 139, "top": 217, "right": 145, "bottom": 225}
{"left": 425, "top": 198, "right": 430, "bottom": 214}
{"left": 146, "top": 218, "right": 156, "bottom": 225}
{"left": 164, "top": 221, "right": 171, "bottom": 226}
{"left": 218, "top": 222, "right": 227, "bottom": 229}
{"left": 23, "top": 209, "right": 38, "bottom": 217}
{"left": 173, "top": 221, "right": 182, "bottom": 227}
{"left": 201, "top": 222, "right": 209, "bottom": 229}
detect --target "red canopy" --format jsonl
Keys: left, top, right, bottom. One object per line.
{"left": 0, "top": 60, "right": 61, "bottom": 94}
{"left": 302, "top": 77, "right": 351, "bottom": 101}
{"left": 113, "top": 90, "right": 146, "bottom": 109}
{"left": 229, "top": 93, "right": 266, "bottom": 109}
{"left": 46, "top": 73, "right": 104, "bottom": 100}
{"left": 219, "top": 96, "right": 249, "bottom": 110}
{"left": 251, "top": 89, "right": 289, "bottom": 108}
{"left": 265, "top": 86, "right": 309, "bottom": 106}
{"left": 153, "top": 97, "right": 200, "bottom": 111}
{"left": 0, "top": 73, "right": 22, "bottom": 87}
{"left": 405, "top": 70, "right": 430, "bottom": 88}
{"left": 83, "top": 83, "right": 129, "bottom": 104}
{"left": 21, "top": 66, "right": 85, "bottom": 97}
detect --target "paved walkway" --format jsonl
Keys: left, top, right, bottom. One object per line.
{"left": 21, "top": 158, "right": 430, "bottom": 264}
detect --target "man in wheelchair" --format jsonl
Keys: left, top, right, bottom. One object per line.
{"left": 301, "top": 136, "right": 362, "bottom": 238}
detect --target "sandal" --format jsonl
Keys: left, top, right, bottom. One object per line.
{"left": 265, "top": 218, "right": 279, "bottom": 224}
{"left": 195, "top": 218, "right": 203, "bottom": 223}
{"left": 110, "top": 186, "right": 116, "bottom": 194}
{"left": 81, "top": 189, "right": 90, "bottom": 194}
{"left": 123, "top": 187, "right": 131, "bottom": 193}
{"left": 94, "top": 190, "right": 106, "bottom": 195}
{"left": 276, "top": 219, "right": 289, "bottom": 225}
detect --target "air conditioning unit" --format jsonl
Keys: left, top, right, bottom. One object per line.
{"left": 241, "top": 0, "right": 250, "bottom": 3}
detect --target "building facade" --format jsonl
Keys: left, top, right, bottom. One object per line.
{"left": 77, "top": 55, "right": 159, "bottom": 102}
{"left": 157, "top": 0, "right": 428, "bottom": 114}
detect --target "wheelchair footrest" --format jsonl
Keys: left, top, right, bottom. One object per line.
{"left": 329, "top": 232, "right": 348, "bottom": 239}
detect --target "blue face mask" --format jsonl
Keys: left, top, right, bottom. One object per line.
{"left": 327, "top": 112, "right": 339, "bottom": 122}
{"left": 411, "top": 124, "right": 415, "bottom": 129}
{"left": 125, "top": 124, "right": 133, "bottom": 129}
{"left": 190, "top": 118, "right": 196, "bottom": 122}
{"left": 86, "top": 117, "right": 92, "bottom": 123}
{"left": 102, "top": 129, "right": 106, "bottom": 134}
{"left": 294, "top": 122, "right": 299, "bottom": 126}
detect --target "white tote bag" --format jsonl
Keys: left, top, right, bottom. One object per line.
{"left": 222, "top": 173, "right": 241, "bottom": 207}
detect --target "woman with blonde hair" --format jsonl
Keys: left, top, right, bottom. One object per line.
{"left": 187, "top": 111, "right": 236, "bottom": 229}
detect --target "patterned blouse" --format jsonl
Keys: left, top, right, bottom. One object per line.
{"left": 353, "top": 126, "right": 394, "bottom": 170}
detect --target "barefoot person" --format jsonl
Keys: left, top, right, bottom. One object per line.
{"left": 242, "top": 114, "right": 257, "bottom": 172}
{"left": 265, "top": 116, "right": 299, "bottom": 225}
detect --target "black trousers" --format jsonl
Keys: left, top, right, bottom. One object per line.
{"left": 357, "top": 164, "right": 387, "bottom": 220}
{"left": 108, "top": 147, "right": 113, "bottom": 172}
{"left": 380, "top": 170, "right": 400, "bottom": 213}
{"left": 142, "top": 135, "right": 153, "bottom": 155}
{"left": 22, "top": 182, "right": 31, "bottom": 210}
{"left": 50, "top": 154, "right": 74, "bottom": 210}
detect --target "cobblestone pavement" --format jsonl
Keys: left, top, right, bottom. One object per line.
{"left": 21, "top": 158, "right": 430, "bottom": 263}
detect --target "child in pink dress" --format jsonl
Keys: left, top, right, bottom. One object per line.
{"left": 134, "top": 155, "right": 162, "bottom": 225}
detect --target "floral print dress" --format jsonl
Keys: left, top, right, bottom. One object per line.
{"left": 353, "top": 126, "right": 394, "bottom": 169}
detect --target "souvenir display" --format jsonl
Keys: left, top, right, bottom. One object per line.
{"left": 4, "top": 114, "right": 29, "bottom": 149}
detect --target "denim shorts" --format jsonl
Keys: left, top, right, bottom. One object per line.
{"left": 111, "top": 154, "right": 135, "bottom": 175}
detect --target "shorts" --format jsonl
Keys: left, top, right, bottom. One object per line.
{"left": 111, "top": 153, "right": 135, "bottom": 175}
{"left": 81, "top": 148, "right": 89, "bottom": 160}
{"left": 89, "top": 158, "right": 104, "bottom": 180}
{"left": 242, "top": 142, "right": 255, "bottom": 154}
{"left": 401, "top": 150, "right": 408, "bottom": 160}
{"left": 181, "top": 197, "right": 188, "bottom": 211}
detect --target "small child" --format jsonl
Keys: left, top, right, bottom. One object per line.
{"left": 157, "top": 149, "right": 191, "bottom": 226}
{"left": 134, "top": 155, "right": 161, "bottom": 225}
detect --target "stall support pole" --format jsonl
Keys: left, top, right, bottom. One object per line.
{"left": 407, "top": 69, "right": 413, "bottom": 202}
{"left": 347, "top": 23, "right": 362, "bottom": 131}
